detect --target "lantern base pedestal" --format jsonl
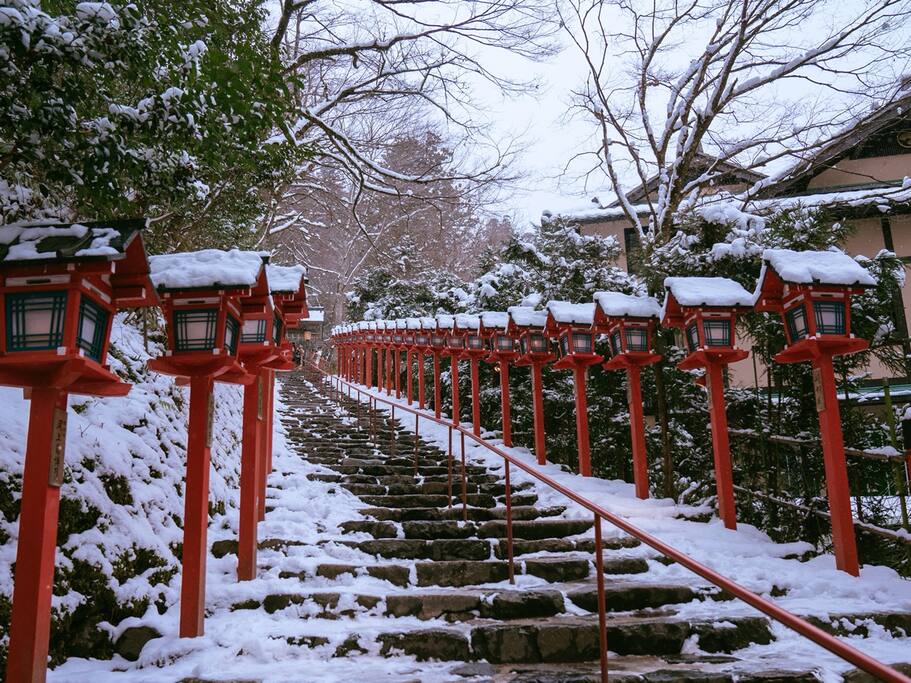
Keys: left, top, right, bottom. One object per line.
{"left": 677, "top": 349, "right": 748, "bottom": 371}
{"left": 603, "top": 352, "right": 661, "bottom": 371}
{"left": 148, "top": 356, "right": 254, "bottom": 384}
{"left": 553, "top": 353, "right": 603, "bottom": 371}
{"left": 0, "top": 353, "right": 131, "bottom": 397}
{"left": 774, "top": 337, "right": 868, "bottom": 364}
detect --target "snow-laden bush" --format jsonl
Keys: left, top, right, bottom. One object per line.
{"left": 0, "top": 315, "right": 243, "bottom": 667}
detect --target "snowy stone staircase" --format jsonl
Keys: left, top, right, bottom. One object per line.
{"left": 247, "top": 369, "right": 858, "bottom": 682}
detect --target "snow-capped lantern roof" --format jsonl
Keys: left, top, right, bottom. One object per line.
{"left": 593, "top": 291, "right": 661, "bottom": 320}
{"left": 418, "top": 317, "right": 437, "bottom": 330}
{"left": 405, "top": 317, "right": 422, "bottom": 330}
{"left": 436, "top": 314, "right": 456, "bottom": 330}
{"left": 0, "top": 218, "right": 146, "bottom": 265}
{"left": 479, "top": 311, "right": 509, "bottom": 332}
{"left": 367, "top": 321, "right": 378, "bottom": 331}
{"left": 754, "top": 249, "right": 876, "bottom": 313}
{"left": 506, "top": 306, "right": 548, "bottom": 334}
{"left": 394, "top": 318, "right": 408, "bottom": 330}
{"left": 661, "top": 276, "right": 754, "bottom": 328}
{"left": 545, "top": 301, "right": 596, "bottom": 328}
{"left": 150, "top": 249, "right": 267, "bottom": 292}
{"left": 266, "top": 264, "right": 307, "bottom": 294}
{"left": 455, "top": 313, "right": 481, "bottom": 331}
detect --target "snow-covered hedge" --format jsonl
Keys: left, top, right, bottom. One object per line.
{"left": 0, "top": 316, "right": 243, "bottom": 667}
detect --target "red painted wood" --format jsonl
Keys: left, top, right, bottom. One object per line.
{"left": 238, "top": 378, "right": 261, "bottom": 581}
{"left": 573, "top": 365, "right": 592, "bottom": 477}
{"left": 394, "top": 349, "right": 401, "bottom": 399}
{"left": 6, "top": 387, "right": 68, "bottom": 683}
{"left": 406, "top": 350, "right": 414, "bottom": 405}
{"left": 433, "top": 353, "right": 442, "bottom": 419}
{"left": 500, "top": 361, "right": 512, "bottom": 447}
{"left": 417, "top": 352, "right": 426, "bottom": 409}
{"left": 531, "top": 362, "right": 547, "bottom": 465}
{"left": 470, "top": 357, "right": 481, "bottom": 437}
{"left": 366, "top": 347, "right": 373, "bottom": 389}
{"left": 179, "top": 375, "right": 214, "bottom": 637}
{"left": 705, "top": 363, "right": 737, "bottom": 530}
{"left": 451, "top": 356, "right": 461, "bottom": 426}
{"left": 627, "top": 366, "right": 649, "bottom": 499}
{"left": 814, "top": 354, "right": 860, "bottom": 576}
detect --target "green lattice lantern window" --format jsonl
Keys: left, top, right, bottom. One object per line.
{"left": 5, "top": 291, "right": 68, "bottom": 353}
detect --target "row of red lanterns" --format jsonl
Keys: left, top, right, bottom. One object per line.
{"left": 332, "top": 249, "right": 876, "bottom": 579}
{"left": 0, "top": 220, "right": 309, "bottom": 682}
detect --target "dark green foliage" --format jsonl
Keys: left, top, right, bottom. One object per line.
{"left": 1, "top": 0, "right": 306, "bottom": 249}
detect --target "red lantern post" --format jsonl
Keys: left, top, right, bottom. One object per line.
{"left": 546, "top": 302, "right": 603, "bottom": 477}
{"left": 416, "top": 317, "right": 436, "bottom": 410}
{"left": 508, "top": 306, "right": 555, "bottom": 465}
{"left": 755, "top": 249, "right": 876, "bottom": 576}
{"left": 480, "top": 311, "right": 517, "bottom": 447}
{"left": 661, "top": 277, "right": 753, "bottom": 530}
{"left": 0, "top": 220, "right": 157, "bottom": 683}
{"left": 456, "top": 313, "right": 486, "bottom": 436}
{"left": 147, "top": 249, "right": 266, "bottom": 637}
{"left": 437, "top": 314, "right": 464, "bottom": 424}
{"left": 403, "top": 318, "right": 420, "bottom": 404}
{"left": 594, "top": 291, "right": 662, "bottom": 499}
{"left": 382, "top": 321, "right": 394, "bottom": 395}
{"left": 429, "top": 323, "right": 447, "bottom": 418}
{"left": 365, "top": 321, "right": 377, "bottom": 388}
{"left": 393, "top": 319, "right": 407, "bottom": 399}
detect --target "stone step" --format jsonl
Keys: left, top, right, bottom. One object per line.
{"left": 476, "top": 519, "right": 594, "bottom": 540}
{"left": 490, "top": 660, "right": 821, "bottom": 682}
{"left": 373, "top": 615, "right": 773, "bottom": 663}
{"left": 360, "top": 505, "right": 566, "bottom": 522}
{"left": 359, "top": 493, "right": 499, "bottom": 508}
{"left": 567, "top": 582, "right": 699, "bottom": 613}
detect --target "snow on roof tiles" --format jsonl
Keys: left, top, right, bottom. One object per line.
{"left": 761, "top": 249, "right": 876, "bottom": 286}
{"left": 546, "top": 300, "right": 596, "bottom": 325}
{"left": 663, "top": 276, "right": 754, "bottom": 308}
{"left": 266, "top": 264, "right": 307, "bottom": 293}
{"left": 0, "top": 219, "right": 146, "bottom": 263}
{"left": 593, "top": 291, "right": 661, "bottom": 319}
{"left": 480, "top": 311, "right": 509, "bottom": 329}
{"left": 507, "top": 306, "right": 548, "bottom": 328}
{"left": 455, "top": 313, "right": 481, "bottom": 330}
{"left": 150, "top": 249, "right": 266, "bottom": 290}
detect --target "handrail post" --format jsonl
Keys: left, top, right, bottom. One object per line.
{"left": 413, "top": 413, "right": 420, "bottom": 476}
{"left": 460, "top": 430, "right": 468, "bottom": 521}
{"left": 594, "top": 514, "right": 608, "bottom": 683}
{"left": 447, "top": 425, "right": 454, "bottom": 510}
{"left": 505, "top": 459, "right": 515, "bottom": 584}
{"left": 390, "top": 404, "right": 397, "bottom": 456}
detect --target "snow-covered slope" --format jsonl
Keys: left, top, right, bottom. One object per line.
{"left": 0, "top": 316, "right": 244, "bottom": 667}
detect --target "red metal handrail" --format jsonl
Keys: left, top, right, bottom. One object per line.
{"left": 311, "top": 361, "right": 910, "bottom": 682}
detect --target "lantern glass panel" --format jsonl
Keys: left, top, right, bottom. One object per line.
{"left": 467, "top": 334, "right": 486, "bottom": 350}
{"left": 559, "top": 334, "right": 569, "bottom": 356}
{"left": 225, "top": 315, "right": 240, "bottom": 355}
{"left": 393, "top": 334, "right": 403, "bottom": 343}
{"left": 610, "top": 331, "right": 622, "bottom": 355}
{"left": 431, "top": 334, "right": 445, "bottom": 348}
{"left": 813, "top": 301, "right": 846, "bottom": 335}
{"left": 273, "top": 315, "right": 283, "bottom": 345}
{"left": 495, "top": 334, "right": 514, "bottom": 352}
{"left": 417, "top": 334, "right": 430, "bottom": 346}
{"left": 529, "top": 333, "right": 548, "bottom": 353}
{"left": 5, "top": 291, "right": 68, "bottom": 352}
{"left": 448, "top": 335, "right": 464, "bottom": 349}
{"left": 703, "top": 319, "right": 731, "bottom": 347}
{"left": 572, "top": 332, "right": 593, "bottom": 353}
{"left": 241, "top": 319, "right": 266, "bottom": 344}
{"left": 625, "top": 328, "right": 648, "bottom": 352}
{"left": 174, "top": 309, "right": 218, "bottom": 351}
{"left": 785, "top": 305, "right": 808, "bottom": 342}
{"left": 685, "top": 323, "right": 699, "bottom": 352}
{"left": 76, "top": 295, "right": 109, "bottom": 361}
